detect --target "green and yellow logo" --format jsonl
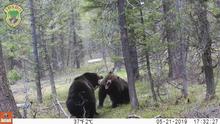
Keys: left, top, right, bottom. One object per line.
{"left": 4, "top": 4, "right": 23, "bottom": 28}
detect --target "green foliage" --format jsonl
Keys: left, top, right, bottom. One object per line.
{"left": 125, "top": 0, "right": 164, "bottom": 53}
{"left": 3, "top": 0, "right": 220, "bottom": 118}
{"left": 83, "top": 0, "right": 116, "bottom": 12}
{"left": 208, "top": 1, "right": 220, "bottom": 16}
{"left": 110, "top": 55, "right": 123, "bottom": 64}
{"left": 7, "top": 69, "right": 21, "bottom": 85}
{"left": 9, "top": 10, "right": 19, "bottom": 17}
{"left": 3, "top": 42, "right": 16, "bottom": 58}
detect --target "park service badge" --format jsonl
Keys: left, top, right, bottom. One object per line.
{"left": 4, "top": 4, "right": 23, "bottom": 28}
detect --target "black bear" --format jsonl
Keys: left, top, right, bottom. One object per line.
{"left": 98, "top": 72, "right": 130, "bottom": 108}
{"left": 66, "top": 72, "right": 103, "bottom": 118}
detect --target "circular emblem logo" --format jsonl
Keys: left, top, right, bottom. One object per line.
{"left": 4, "top": 4, "right": 23, "bottom": 28}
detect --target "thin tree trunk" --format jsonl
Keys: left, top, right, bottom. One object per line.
{"left": 75, "top": 55, "right": 80, "bottom": 69}
{"left": 58, "top": 34, "right": 65, "bottom": 70}
{"left": 66, "top": 8, "right": 75, "bottom": 67}
{"left": 163, "top": 0, "right": 178, "bottom": 79}
{"left": 163, "top": 0, "right": 189, "bottom": 98}
{"left": 73, "top": 40, "right": 82, "bottom": 69}
{"left": 72, "top": 8, "right": 77, "bottom": 68}
{"left": 39, "top": 25, "right": 60, "bottom": 116}
{"left": 217, "top": 0, "right": 220, "bottom": 7}
{"left": 51, "top": 34, "right": 59, "bottom": 70}
{"left": 22, "top": 61, "right": 29, "bottom": 118}
{"left": 73, "top": 34, "right": 81, "bottom": 69}
{"left": 29, "top": 0, "right": 43, "bottom": 103}
{"left": 42, "top": 36, "right": 60, "bottom": 113}
{"left": 176, "top": 0, "right": 189, "bottom": 98}
{"left": 0, "top": 41, "right": 21, "bottom": 118}
{"left": 146, "top": 51, "right": 157, "bottom": 102}
{"left": 194, "top": 0, "right": 215, "bottom": 100}
{"left": 102, "top": 41, "right": 109, "bottom": 71}
{"left": 69, "top": 8, "right": 81, "bottom": 68}
{"left": 117, "top": 0, "right": 139, "bottom": 109}
{"left": 66, "top": 40, "right": 71, "bottom": 67}
{"left": 113, "top": 42, "right": 122, "bottom": 70}
{"left": 129, "top": 29, "right": 139, "bottom": 80}
{"left": 139, "top": 7, "right": 157, "bottom": 102}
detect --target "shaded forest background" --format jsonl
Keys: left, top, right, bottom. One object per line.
{"left": 1, "top": 0, "right": 220, "bottom": 118}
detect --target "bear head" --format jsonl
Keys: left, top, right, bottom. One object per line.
{"left": 83, "top": 72, "right": 103, "bottom": 88}
{"left": 101, "top": 71, "right": 119, "bottom": 90}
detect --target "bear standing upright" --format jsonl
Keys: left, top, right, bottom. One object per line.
{"left": 66, "top": 72, "right": 103, "bottom": 118}
{"left": 98, "top": 72, "right": 130, "bottom": 108}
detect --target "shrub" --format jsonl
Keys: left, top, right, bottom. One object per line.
{"left": 7, "top": 69, "right": 21, "bottom": 85}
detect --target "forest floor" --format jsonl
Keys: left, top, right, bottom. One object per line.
{"left": 10, "top": 62, "right": 220, "bottom": 118}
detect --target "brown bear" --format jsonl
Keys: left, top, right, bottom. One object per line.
{"left": 66, "top": 72, "right": 103, "bottom": 118}
{"left": 98, "top": 72, "right": 130, "bottom": 108}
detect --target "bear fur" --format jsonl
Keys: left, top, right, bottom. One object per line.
{"left": 98, "top": 72, "right": 130, "bottom": 108}
{"left": 66, "top": 72, "right": 103, "bottom": 118}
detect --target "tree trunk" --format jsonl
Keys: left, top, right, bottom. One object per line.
{"left": 194, "top": 0, "right": 215, "bottom": 100}
{"left": 66, "top": 40, "right": 71, "bottom": 67}
{"left": 41, "top": 34, "right": 60, "bottom": 113}
{"left": 117, "top": 0, "right": 139, "bottom": 109}
{"left": 113, "top": 42, "right": 123, "bottom": 71}
{"left": 8, "top": 57, "right": 14, "bottom": 70}
{"left": 146, "top": 51, "right": 157, "bottom": 102}
{"left": 0, "top": 41, "right": 21, "bottom": 118}
{"left": 58, "top": 34, "right": 65, "bottom": 70}
{"left": 22, "top": 61, "right": 29, "bottom": 118}
{"left": 128, "top": 29, "right": 139, "bottom": 80}
{"left": 75, "top": 55, "right": 80, "bottom": 69}
{"left": 139, "top": 7, "right": 157, "bottom": 102}
{"left": 29, "top": 0, "right": 43, "bottom": 103}
{"left": 66, "top": 9, "right": 75, "bottom": 67}
{"left": 102, "top": 41, "right": 109, "bottom": 72}
{"left": 51, "top": 34, "right": 59, "bottom": 70}
{"left": 217, "top": 0, "right": 220, "bottom": 7}
{"left": 163, "top": 0, "right": 178, "bottom": 79}
{"left": 176, "top": 0, "right": 189, "bottom": 98}
{"left": 68, "top": 8, "right": 82, "bottom": 69}
{"left": 72, "top": 30, "right": 77, "bottom": 68}
{"left": 163, "top": 0, "right": 189, "bottom": 98}
{"left": 73, "top": 40, "right": 82, "bottom": 69}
